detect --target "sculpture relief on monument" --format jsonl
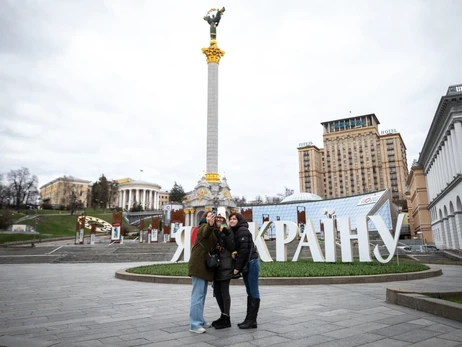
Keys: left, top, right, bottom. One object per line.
{"left": 184, "top": 8, "right": 236, "bottom": 225}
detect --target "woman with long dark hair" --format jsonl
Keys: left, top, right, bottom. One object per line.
{"left": 210, "top": 207, "right": 236, "bottom": 329}
{"left": 229, "top": 212, "right": 260, "bottom": 329}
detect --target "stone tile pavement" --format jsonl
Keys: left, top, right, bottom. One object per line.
{"left": 0, "top": 263, "right": 461, "bottom": 347}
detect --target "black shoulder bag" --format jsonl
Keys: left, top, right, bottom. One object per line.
{"left": 197, "top": 239, "right": 220, "bottom": 269}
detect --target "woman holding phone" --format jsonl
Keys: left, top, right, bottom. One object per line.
{"left": 211, "top": 207, "right": 236, "bottom": 329}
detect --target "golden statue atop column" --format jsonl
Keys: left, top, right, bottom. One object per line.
{"left": 202, "top": 7, "right": 225, "bottom": 64}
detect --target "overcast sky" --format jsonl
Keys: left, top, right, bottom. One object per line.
{"left": 1, "top": 0, "right": 461, "bottom": 199}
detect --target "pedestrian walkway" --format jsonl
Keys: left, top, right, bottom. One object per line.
{"left": 0, "top": 263, "right": 461, "bottom": 347}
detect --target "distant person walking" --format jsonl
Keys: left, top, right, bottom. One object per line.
{"left": 229, "top": 212, "right": 261, "bottom": 329}
{"left": 211, "top": 207, "right": 237, "bottom": 329}
{"left": 188, "top": 211, "right": 218, "bottom": 333}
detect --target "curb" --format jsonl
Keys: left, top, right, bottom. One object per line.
{"left": 387, "top": 287, "right": 462, "bottom": 322}
{"left": 115, "top": 266, "right": 442, "bottom": 285}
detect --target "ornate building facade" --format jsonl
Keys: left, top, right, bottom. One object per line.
{"left": 298, "top": 114, "right": 409, "bottom": 203}
{"left": 415, "top": 84, "right": 462, "bottom": 249}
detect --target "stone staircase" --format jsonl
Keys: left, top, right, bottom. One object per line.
{"left": 1, "top": 238, "right": 460, "bottom": 264}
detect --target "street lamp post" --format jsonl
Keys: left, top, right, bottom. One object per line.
{"left": 32, "top": 197, "right": 41, "bottom": 247}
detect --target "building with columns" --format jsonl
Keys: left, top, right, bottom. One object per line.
{"left": 117, "top": 180, "right": 162, "bottom": 211}
{"left": 416, "top": 84, "right": 462, "bottom": 249}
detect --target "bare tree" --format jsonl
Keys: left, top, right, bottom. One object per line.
{"left": 265, "top": 195, "right": 282, "bottom": 204}
{"left": 7, "top": 168, "right": 38, "bottom": 210}
{"left": 61, "top": 176, "right": 87, "bottom": 216}
{"left": 254, "top": 195, "right": 263, "bottom": 204}
{"left": 233, "top": 195, "right": 247, "bottom": 206}
{"left": 0, "top": 174, "right": 10, "bottom": 208}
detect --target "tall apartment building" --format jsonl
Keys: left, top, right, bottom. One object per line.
{"left": 298, "top": 114, "right": 409, "bottom": 202}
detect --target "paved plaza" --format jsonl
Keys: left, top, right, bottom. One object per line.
{"left": 0, "top": 263, "right": 461, "bottom": 347}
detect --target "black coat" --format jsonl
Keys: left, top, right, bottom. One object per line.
{"left": 232, "top": 215, "right": 258, "bottom": 272}
{"left": 214, "top": 227, "right": 236, "bottom": 281}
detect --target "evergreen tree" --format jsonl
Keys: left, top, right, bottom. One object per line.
{"left": 169, "top": 182, "right": 185, "bottom": 203}
{"left": 91, "top": 174, "right": 117, "bottom": 208}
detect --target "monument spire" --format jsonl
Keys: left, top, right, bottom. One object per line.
{"left": 183, "top": 7, "right": 235, "bottom": 225}
{"left": 202, "top": 7, "right": 225, "bottom": 183}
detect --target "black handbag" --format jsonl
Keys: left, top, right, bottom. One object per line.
{"left": 206, "top": 253, "right": 220, "bottom": 268}
{"left": 197, "top": 239, "right": 220, "bottom": 269}
{"left": 241, "top": 244, "right": 253, "bottom": 274}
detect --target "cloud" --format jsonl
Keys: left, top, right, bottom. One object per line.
{"left": 1, "top": 0, "right": 461, "bottom": 199}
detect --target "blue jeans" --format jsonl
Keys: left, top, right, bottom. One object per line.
{"left": 242, "top": 258, "right": 260, "bottom": 299}
{"left": 189, "top": 277, "right": 209, "bottom": 329}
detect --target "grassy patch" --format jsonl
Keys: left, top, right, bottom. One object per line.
{"left": 444, "top": 297, "right": 462, "bottom": 304}
{"left": 424, "top": 294, "right": 462, "bottom": 304}
{"left": 1, "top": 208, "right": 135, "bottom": 243}
{"left": 127, "top": 259, "right": 429, "bottom": 277}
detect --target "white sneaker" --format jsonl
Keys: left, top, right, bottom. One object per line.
{"left": 189, "top": 327, "right": 206, "bottom": 334}
{"left": 202, "top": 322, "right": 212, "bottom": 328}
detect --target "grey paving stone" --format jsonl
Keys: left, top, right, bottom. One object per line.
{"left": 0, "top": 263, "right": 461, "bottom": 347}
{"left": 360, "top": 338, "right": 410, "bottom": 347}
{"left": 283, "top": 334, "right": 336, "bottom": 347}
{"left": 392, "top": 327, "right": 442, "bottom": 343}
{"left": 443, "top": 329, "right": 462, "bottom": 342}
{"left": 372, "top": 322, "right": 426, "bottom": 337}
{"left": 426, "top": 323, "right": 457, "bottom": 334}
{"left": 322, "top": 322, "right": 389, "bottom": 339}
{"left": 315, "top": 332, "right": 384, "bottom": 347}
{"left": 407, "top": 318, "right": 437, "bottom": 326}
{"left": 407, "top": 337, "right": 460, "bottom": 346}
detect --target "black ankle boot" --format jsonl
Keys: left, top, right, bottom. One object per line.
{"left": 239, "top": 298, "right": 260, "bottom": 329}
{"left": 214, "top": 315, "right": 231, "bottom": 329}
{"left": 212, "top": 314, "right": 225, "bottom": 327}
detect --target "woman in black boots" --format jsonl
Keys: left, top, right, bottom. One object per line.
{"left": 211, "top": 208, "right": 237, "bottom": 329}
{"left": 229, "top": 212, "right": 260, "bottom": 329}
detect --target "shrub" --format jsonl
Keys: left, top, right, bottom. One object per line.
{"left": 0, "top": 210, "right": 13, "bottom": 229}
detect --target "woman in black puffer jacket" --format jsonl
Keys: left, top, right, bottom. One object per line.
{"left": 211, "top": 209, "right": 236, "bottom": 329}
{"left": 229, "top": 212, "right": 260, "bottom": 329}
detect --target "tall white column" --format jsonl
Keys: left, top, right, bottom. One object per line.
{"left": 128, "top": 189, "right": 132, "bottom": 209}
{"left": 430, "top": 165, "right": 436, "bottom": 199}
{"left": 450, "top": 215, "right": 459, "bottom": 250}
{"left": 444, "top": 143, "right": 451, "bottom": 184}
{"left": 440, "top": 144, "right": 447, "bottom": 186}
{"left": 142, "top": 189, "right": 146, "bottom": 210}
{"left": 155, "top": 191, "right": 159, "bottom": 209}
{"left": 454, "top": 122, "right": 462, "bottom": 173}
{"left": 455, "top": 212, "right": 462, "bottom": 249}
{"left": 447, "top": 132, "right": 456, "bottom": 179}
{"left": 435, "top": 158, "right": 441, "bottom": 197}
{"left": 450, "top": 128, "right": 459, "bottom": 174}
{"left": 206, "top": 62, "right": 219, "bottom": 174}
{"left": 427, "top": 167, "right": 433, "bottom": 200}
{"left": 123, "top": 190, "right": 126, "bottom": 209}
{"left": 446, "top": 216, "right": 453, "bottom": 249}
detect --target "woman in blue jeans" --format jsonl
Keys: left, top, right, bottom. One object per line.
{"left": 188, "top": 211, "right": 218, "bottom": 333}
{"left": 229, "top": 212, "right": 260, "bottom": 329}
